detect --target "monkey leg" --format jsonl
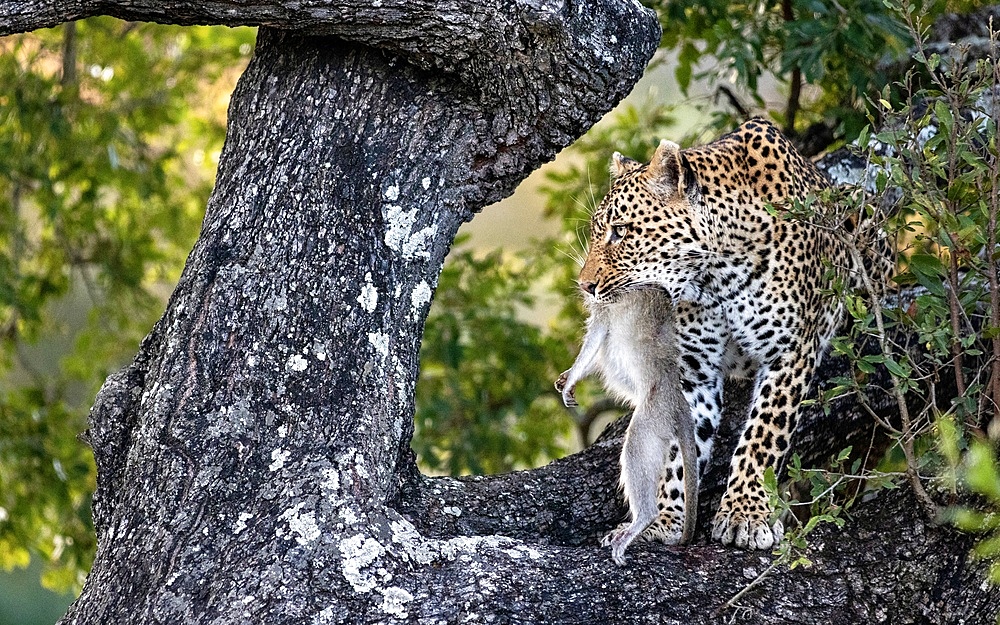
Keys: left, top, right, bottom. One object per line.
{"left": 602, "top": 403, "right": 674, "bottom": 566}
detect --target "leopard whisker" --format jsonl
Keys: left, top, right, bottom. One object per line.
{"left": 555, "top": 245, "right": 585, "bottom": 267}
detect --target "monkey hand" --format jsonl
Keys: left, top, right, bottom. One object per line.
{"left": 554, "top": 371, "right": 578, "bottom": 407}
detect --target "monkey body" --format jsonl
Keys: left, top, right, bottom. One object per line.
{"left": 556, "top": 289, "right": 698, "bottom": 565}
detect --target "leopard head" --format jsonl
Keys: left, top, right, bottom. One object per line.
{"left": 579, "top": 140, "right": 708, "bottom": 303}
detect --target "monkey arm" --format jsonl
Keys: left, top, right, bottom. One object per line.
{"left": 556, "top": 319, "right": 608, "bottom": 407}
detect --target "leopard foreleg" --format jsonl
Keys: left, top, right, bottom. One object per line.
{"left": 711, "top": 341, "right": 816, "bottom": 550}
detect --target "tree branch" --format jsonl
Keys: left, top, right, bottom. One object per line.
{"left": 0, "top": 0, "right": 656, "bottom": 120}
{"left": 2, "top": 1, "right": 658, "bottom": 191}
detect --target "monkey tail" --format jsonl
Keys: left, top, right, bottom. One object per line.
{"left": 678, "top": 438, "right": 699, "bottom": 544}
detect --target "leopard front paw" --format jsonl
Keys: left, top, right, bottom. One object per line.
{"left": 711, "top": 498, "right": 783, "bottom": 550}
{"left": 554, "top": 370, "right": 578, "bottom": 407}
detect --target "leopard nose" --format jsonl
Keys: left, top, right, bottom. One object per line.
{"left": 579, "top": 281, "right": 597, "bottom": 296}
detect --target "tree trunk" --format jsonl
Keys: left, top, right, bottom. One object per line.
{"left": 1, "top": 1, "right": 996, "bottom": 623}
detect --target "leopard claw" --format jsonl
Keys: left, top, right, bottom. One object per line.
{"left": 712, "top": 506, "right": 782, "bottom": 551}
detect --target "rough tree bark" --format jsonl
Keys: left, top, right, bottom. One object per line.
{"left": 2, "top": 2, "right": 998, "bottom": 624}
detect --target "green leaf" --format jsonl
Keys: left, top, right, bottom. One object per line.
{"left": 883, "top": 357, "right": 911, "bottom": 379}
{"left": 836, "top": 447, "right": 854, "bottom": 463}
{"left": 965, "top": 441, "right": 1000, "bottom": 502}
{"left": 763, "top": 465, "right": 778, "bottom": 495}
{"left": 934, "top": 99, "right": 954, "bottom": 133}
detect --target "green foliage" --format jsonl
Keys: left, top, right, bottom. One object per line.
{"left": 0, "top": 19, "right": 254, "bottom": 591}
{"left": 651, "top": 0, "right": 940, "bottom": 139}
{"left": 763, "top": 448, "right": 903, "bottom": 569}
{"left": 847, "top": 13, "right": 1000, "bottom": 427}
{"left": 807, "top": 6, "right": 1000, "bottom": 589}
{"left": 414, "top": 240, "right": 575, "bottom": 475}
{"left": 945, "top": 434, "right": 1000, "bottom": 585}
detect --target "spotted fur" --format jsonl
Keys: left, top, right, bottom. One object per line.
{"left": 579, "top": 118, "right": 889, "bottom": 550}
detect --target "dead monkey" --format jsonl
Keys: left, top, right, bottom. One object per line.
{"left": 556, "top": 289, "right": 698, "bottom": 565}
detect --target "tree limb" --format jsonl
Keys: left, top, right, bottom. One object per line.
{"left": 2, "top": 1, "right": 658, "bottom": 198}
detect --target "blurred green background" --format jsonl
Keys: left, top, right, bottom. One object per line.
{"left": 0, "top": 565, "right": 72, "bottom": 624}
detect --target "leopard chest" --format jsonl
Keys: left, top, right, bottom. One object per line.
{"left": 708, "top": 255, "right": 805, "bottom": 365}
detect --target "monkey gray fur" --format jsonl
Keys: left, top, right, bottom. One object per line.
{"left": 555, "top": 289, "right": 697, "bottom": 565}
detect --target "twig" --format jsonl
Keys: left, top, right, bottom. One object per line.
{"left": 714, "top": 560, "right": 780, "bottom": 617}
{"left": 987, "top": 21, "right": 1000, "bottom": 439}
{"left": 715, "top": 84, "right": 750, "bottom": 118}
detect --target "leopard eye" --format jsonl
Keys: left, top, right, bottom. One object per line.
{"left": 609, "top": 223, "right": 628, "bottom": 243}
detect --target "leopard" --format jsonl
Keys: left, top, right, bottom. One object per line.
{"left": 571, "top": 117, "right": 891, "bottom": 553}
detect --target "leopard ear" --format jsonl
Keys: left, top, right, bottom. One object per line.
{"left": 610, "top": 152, "right": 642, "bottom": 178}
{"left": 647, "top": 139, "right": 685, "bottom": 197}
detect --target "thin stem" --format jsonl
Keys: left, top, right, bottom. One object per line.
{"left": 944, "top": 92, "right": 968, "bottom": 405}
{"left": 855, "top": 390, "right": 904, "bottom": 435}
{"left": 786, "top": 467, "right": 909, "bottom": 513}
{"left": 988, "top": 23, "right": 1000, "bottom": 439}
{"left": 715, "top": 560, "right": 780, "bottom": 617}
{"left": 947, "top": 249, "right": 968, "bottom": 401}
{"left": 782, "top": 0, "right": 801, "bottom": 135}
